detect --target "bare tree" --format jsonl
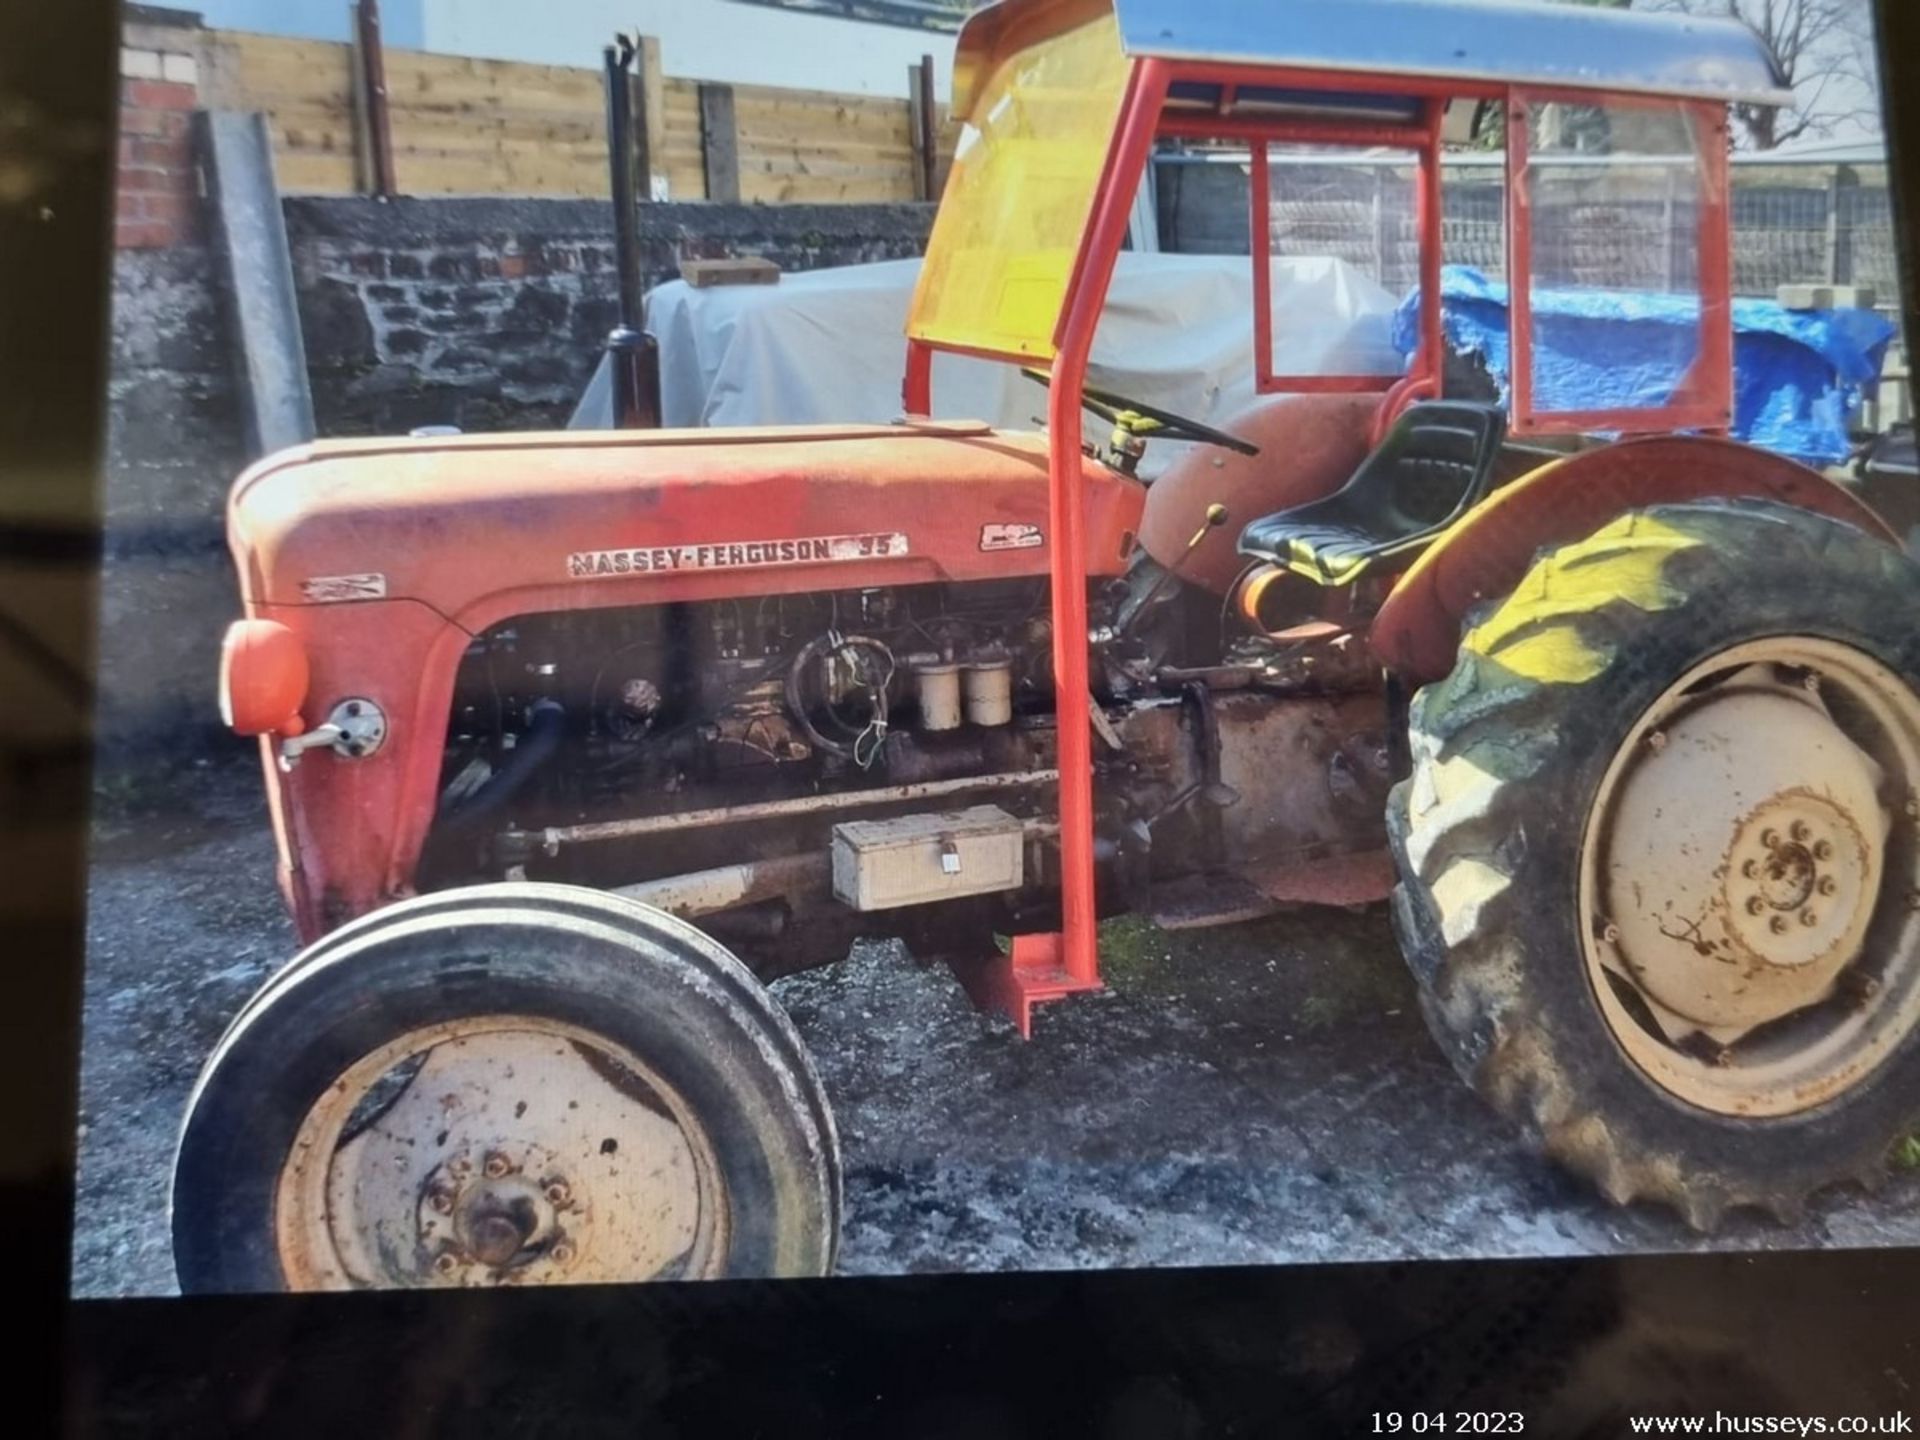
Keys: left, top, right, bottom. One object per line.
{"left": 1640, "top": 0, "right": 1882, "bottom": 148}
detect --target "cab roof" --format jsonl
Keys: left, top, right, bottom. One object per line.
{"left": 954, "top": 0, "right": 1793, "bottom": 118}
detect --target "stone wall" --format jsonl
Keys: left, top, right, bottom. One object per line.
{"left": 99, "top": 245, "right": 247, "bottom": 763}
{"left": 284, "top": 197, "right": 934, "bottom": 433}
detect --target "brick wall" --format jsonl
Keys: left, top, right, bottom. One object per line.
{"left": 116, "top": 45, "right": 201, "bottom": 250}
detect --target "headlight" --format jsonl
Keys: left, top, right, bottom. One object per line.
{"left": 218, "top": 619, "right": 310, "bottom": 737}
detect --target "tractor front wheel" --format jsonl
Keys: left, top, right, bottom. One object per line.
{"left": 171, "top": 883, "right": 840, "bottom": 1290}
{"left": 1390, "top": 499, "right": 1920, "bottom": 1227}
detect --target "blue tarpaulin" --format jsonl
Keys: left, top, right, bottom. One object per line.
{"left": 1391, "top": 265, "right": 1896, "bottom": 466}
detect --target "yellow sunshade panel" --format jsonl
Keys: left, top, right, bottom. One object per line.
{"left": 907, "top": 9, "right": 1131, "bottom": 363}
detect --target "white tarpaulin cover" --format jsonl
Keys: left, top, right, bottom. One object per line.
{"left": 575, "top": 253, "right": 1403, "bottom": 473}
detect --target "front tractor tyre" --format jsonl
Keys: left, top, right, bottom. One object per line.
{"left": 1390, "top": 499, "right": 1920, "bottom": 1228}
{"left": 171, "top": 883, "right": 840, "bottom": 1291}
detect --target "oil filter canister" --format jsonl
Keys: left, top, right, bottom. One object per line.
{"left": 915, "top": 663, "right": 963, "bottom": 731}
{"left": 962, "top": 659, "right": 1014, "bottom": 727}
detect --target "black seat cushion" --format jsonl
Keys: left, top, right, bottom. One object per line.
{"left": 1238, "top": 401, "right": 1507, "bottom": 585}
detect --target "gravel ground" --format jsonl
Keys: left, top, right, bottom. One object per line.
{"left": 74, "top": 758, "right": 1920, "bottom": 1297}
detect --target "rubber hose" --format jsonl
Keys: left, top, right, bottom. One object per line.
{"left": 441, "top": 698, "right": 568, "bottom": 828}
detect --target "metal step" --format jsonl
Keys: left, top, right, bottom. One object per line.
{"left": 1146, "top": 873, "right": 1284, "bottom": 930}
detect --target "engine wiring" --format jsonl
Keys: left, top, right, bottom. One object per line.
{"left": 441, "top": 576, "right": 1087, "bottom": 819}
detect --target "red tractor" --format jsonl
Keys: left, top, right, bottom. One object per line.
{"left": 174, "top": 0, "right": 1920, "bottom": 1290}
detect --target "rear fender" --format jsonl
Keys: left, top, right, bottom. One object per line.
{"left": 1369, "top": 435, "right": 1899, "bottom": 684}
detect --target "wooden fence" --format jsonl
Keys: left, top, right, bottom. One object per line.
{"left": 190, "top": 27, "right": 958, "bottom": 203}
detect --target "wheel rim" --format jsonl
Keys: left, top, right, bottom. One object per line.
{"left": 276, "top": 1015, "right": 730, "bottom": 1288}
{"left": 1579, "top": 636, "right": 1920, "bottom": 1117}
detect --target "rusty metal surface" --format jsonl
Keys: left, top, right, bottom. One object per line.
{"left": 506, "top": 768, "right": 1062, "bottom": 854}
{"left": 1209, "top": 689, "right": 1391, "bottom": 865}
{"left": 276, "top": 1016, "right": 725, "bottom": 1288}
{"left": 1248, "top": 847, "right": 1396, "bottom": 908}
{"left": 352, "top": 0, "right": 396, "bottom": 198}
{"left": 1146, "top": 872, "right": 1284, "bottom": 930}
{"left": 612, "top": 852, "right": 831, "bottom": 920}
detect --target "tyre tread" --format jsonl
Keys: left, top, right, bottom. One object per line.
{"left": 1391, "top": 498, "right": 1920, "bottom": 1227}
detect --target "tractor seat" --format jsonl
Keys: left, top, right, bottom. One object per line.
{"left": 1237, "top": 401, "right": 1507, "bottom": 586}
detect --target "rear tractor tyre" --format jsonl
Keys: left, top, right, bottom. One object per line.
{"left": 1389, "top": 499, "right": 1920, "bottom": 1228}
{"left": 171, "top": 883, "right": 840, "bottom": 1291}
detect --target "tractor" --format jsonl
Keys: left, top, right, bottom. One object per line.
{"left": 173, "top": 0, "right": 1920, "bottom": 1290}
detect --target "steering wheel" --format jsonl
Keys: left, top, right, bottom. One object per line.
{"left": 1021, "top": 367, "right": 1260, "bottom": 457}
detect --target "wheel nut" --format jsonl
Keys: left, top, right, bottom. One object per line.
{"left": 428, "top": 1189, "right": 453, "bottom": 1215}
{"left": 550, "top": 1241, "right": 575, "bottom": 1265}
{"left": 1818, "top": 875, "right": 1838, "bottom": 896}
{"left": 1800, "top": 909, "right": 1818, "bottom": 927}
{"left": 1602, "top": 923, "right": 1620, "bottom": 944}
{"left": 483, "top": 1152, "right": 512, "bottom": 1179}
{"left": 1770, "top": 915, "right": 1790, "bottom": 935}
{"left": 1761, "top": 829, "right": 1780, "bottom": 849}
{"left": 1741, "top": 859, "right": 1759, "bottom": 879}
{"left": 1790, "top": 821, "right": 1811, "bottom": 843}
{"left": 1842, "top": 971, "right": 1884, "bottom": 1002}
{"left": 1745, "top": 896, "right": 1766, "bottom": 915}
{"left": 434, "top": 1253, "right": 458, "bottom": 1275}
{"left": 1813, "top": 840, "right": 1833, "bottom": 861}
{"left": 545, "top": 1181, "right": 571, "bottom": 1205}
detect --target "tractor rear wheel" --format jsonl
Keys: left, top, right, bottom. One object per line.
{"left": 1389, "top": 498, "right": 1920, "bottom": 1227}
{"left": 172, "top": 883, "right": 840, "bottom": 1290}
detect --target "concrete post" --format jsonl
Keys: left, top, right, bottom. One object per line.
{"left": 196, "top": 111, "right": 315, "bottom": 456}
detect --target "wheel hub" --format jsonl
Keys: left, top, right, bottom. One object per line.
{"left": 277, "top": 1019, "right": 727, "bottom": 1288}
{"left": 417, "top": 1144, "right": 583, "bottom": 1282}
{"left": 1723, "top": 799, "right": 1872, "bottom": 970}
{"left": 1597, "top": 673, "right": 1887, "bottom": 1035}
{"left": 1577, "top": 635, "right": 1920, "bottom": 1119}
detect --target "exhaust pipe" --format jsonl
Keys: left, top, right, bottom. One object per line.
{"left": 601, "top": 38, "right": 661, "bottom": 429}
